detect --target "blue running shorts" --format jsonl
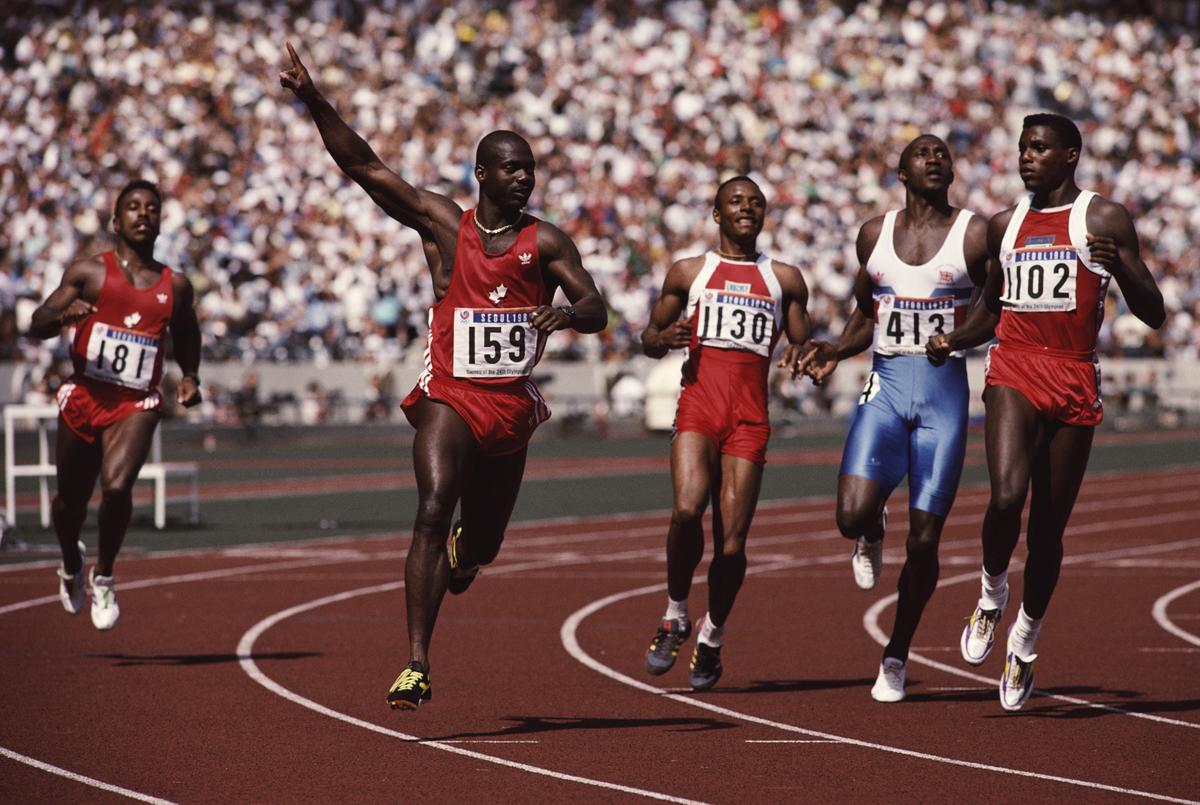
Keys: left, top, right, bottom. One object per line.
{"left": 838, "top": 354, "right": 969, "bottom": 517}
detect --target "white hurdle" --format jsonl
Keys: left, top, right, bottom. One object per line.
{"left": 3, "top": 403, "right": 198, "bottom": 530}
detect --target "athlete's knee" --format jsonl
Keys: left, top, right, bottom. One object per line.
{"left": 98, "top": 479, "right": 135, "bottom": 503}
{"left": 987, "top": 480, "right": 1027, "bottom": 517}
{"left": 905, "top": 529, "right": 939, "bottom": 562}
{"left": 412, "top": 495, "right": 456, "bottom": 538}
{"left": 670, "top": 499, "right": 706, "bottom": 528}
{"left": 52, "top": 494, "right": 87, "bottom": 522}
{"left": 717, "top": 533, "right": 747, "bottom": 558}
{"left": 835, "top": 501, "right": 875, "bottom": 540}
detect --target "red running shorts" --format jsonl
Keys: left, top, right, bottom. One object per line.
{"left": 984, "top": 343, "right": 1103, "bottom": 427}
{"left": 56, "top": 380, "right": 162, "bottom": 443}
{"left": 672, "top": 353, "right": 770, "bottom": 466}
{"left": 402, "top": 375, "right": 551, "bottom": 457}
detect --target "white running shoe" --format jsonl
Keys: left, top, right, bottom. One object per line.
{"left": 871, "top": 657, "right": 906, "bottom": 703}
{"left": 960, "top": 589, "right": 1008, "bottom": 666}
{"left": 89, "top": 568, "right": 120, "bottom": 631}
{"left": 57, "top": 541, "right": 87, "bottom": 615}
{"left": 1000, "top": 646, "right": 1037, "bottom": 711}
{"left": 850, "top": 507, "right": 886, "bottom": 590}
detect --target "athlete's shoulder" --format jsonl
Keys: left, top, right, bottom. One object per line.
{"left": 769, "top": 258, "right": 808, "bottom": 298}
{"left": 855, "top": 214, "right": 888, "bottom": 262}
{"left": 662, "top": 253, "right": 707, "bottom": 289}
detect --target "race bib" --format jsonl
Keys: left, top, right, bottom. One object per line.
{"left": 696, "top": 290, "right": 776, "bottom": 356}
{"left": 874, "top": 295, "right": 952, "bottom": 356}
{"left": 1000, "top": 247, "right": 1077, "bottom": 312}
{"left": 83, "top": 323, "right": 160, "bottom": 391}
{"left": 452, "top": 307, "right": 539, "bottom": 378}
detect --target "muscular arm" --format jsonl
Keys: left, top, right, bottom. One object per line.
{"left": 1087, "top": 198, "right": 1165, "bottom": 329}
{"left": 529, "top": 222, "right": 607, "bottom": 334}
{"left": 797, "top": 219, "right": 882, "bottom": 383}
{"left": 27, "top": 259, "right": 101, "bottom": 339}
{"left": 170, "top": 274, "right": 203, "bottom": 407}
{"left": 279, "top": 42, "right": 461, "bottom": 294}
{"left": 927, "top": 209, "right": 1007, "bottom": 363}
{"left": 641, "top": 257, "right": 700, "bottom": 359}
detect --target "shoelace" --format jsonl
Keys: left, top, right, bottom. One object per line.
{"left": 393, "top": 669, "right": 426, "bottom": 692}
{"left": 1005, "top": 658, "right": 1025, "bottom": 689}
{"left": 973, "top": 611, "right": 997, "bottom": 641}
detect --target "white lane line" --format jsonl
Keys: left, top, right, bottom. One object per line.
{"left": 236, "top": 554, "right": 708, "bottom": 805}
{"left": 1152, "top": 579, "right": 1200, "bottom": 648}
{"left": 437, "top": 741, "right": 541, "bottom": 744}
{"left": 559, "top": 566, "right": 1199, "bottom": 805}
{"left": 744, "top": 740, "right": 840, "bottom": 744}
{"left": 863, "top": 529, "right": 1200, "bottom": 730}
{"left": 3, "top": 464, "right": 1195, "bottom": 574}
{"left": 1140, "top": 648, "right": 1200, "bottom": 653}
{"left": 0, "top": 746, "right": 175, "bottom": 804}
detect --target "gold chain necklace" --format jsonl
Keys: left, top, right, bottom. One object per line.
{"left": 473, "top": 211, "right": 522, "bottom": 237}
{"left": 715, "top": 249, "right": 758, "bottom": 261}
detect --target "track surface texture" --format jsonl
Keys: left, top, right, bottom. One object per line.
{"left": 2, "top": 428, "right": 1199, "bottom": 803}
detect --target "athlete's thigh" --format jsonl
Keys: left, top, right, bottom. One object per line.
{"left": 1028, "top": 422, "right": 1095, "bottom": 535}
{"left": 55, "top": 417, "right": 102, "bottom": 503}
{"left": 716, "top": 453, "right": 764, "bottom": 539}
{"left": 671, "top": 430, "right": 718, "bottom": 513}
{"left": 410, "top": 397, "right": 477, "bottom": 509}
{"left": 982, "top": 385, "right": 1044, "bottom": 495}
{"left": 839, "top": 398, "right": 908, "bottom": 497}
{"left": 99, "top": 410, "right": 159, "bottom": 490}
{"left": 460, "top": 446, "right": 528, "bottom": 541}
{"left": 909, "top": 380, "right": 969, "bottom": 517}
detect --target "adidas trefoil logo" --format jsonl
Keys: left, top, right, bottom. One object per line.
{"left": 124, "top": 312, "right": 142, "bottom": 328}
{"left": 156, "top": 293, "right": 168, "bottom": 304}
{"left": 518, "top": 252, "right": 533, "bottom": 266}
{"left": 488, "top": 284, "right": 508, "bottom": 305}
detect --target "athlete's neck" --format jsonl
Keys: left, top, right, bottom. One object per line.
{"left": 715, "top": 238, "right": 758, "bottom": 261}
{"left": 114, "top": 244, "right": 156, "bottom": 273}
{"left": 902, "top": 191, "right": 953, "bottom": 226}
{"left": 1030, "top": 181, "right": 1081, "bottom": 210}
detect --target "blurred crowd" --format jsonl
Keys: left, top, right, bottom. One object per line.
{"left": 3, "top": 0, "right": 1199, "bottom": 394}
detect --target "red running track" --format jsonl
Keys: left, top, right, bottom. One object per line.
{"left": 2, "top": 467, "right": 1199, "bottom": 803}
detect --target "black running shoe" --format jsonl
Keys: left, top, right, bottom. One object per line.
{"left": 645, "top": 617, "right": 691, "bottom": 676}
{"left": 689, "top": 642, "right": 723, "bottom": 691}
{"left": 387, "top": 661, "right": 432, "bottom": 710}
{"left": 446, "top": 520, "right": 480, "bottom": 595}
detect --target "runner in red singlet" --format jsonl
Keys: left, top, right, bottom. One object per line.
{"left": 280, "top": 43, "right": 607, "bottom": 710}
{"left": 28, "top": 179, "right": 202, "bottom": 631}
{"left": 927, "top": 114, "right": 1164, "bottom": 710}
{"left": 640, "top": 177, "right": 811, "bottom": 690}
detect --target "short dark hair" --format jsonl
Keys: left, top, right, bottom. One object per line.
{"left": 714, "top": 175, "right": 761, "bottom": 206}
{"left": 113, "top": 179, "right": 162, "bottom": 215}
{"left": 897, "top": 134, "right": 950, "bottom": 173}
{"left": 1022, "top": 113, "right": 1082, "bottom": 151}
{"left": 475, "top": 130, "right": 531, "bottom": 168}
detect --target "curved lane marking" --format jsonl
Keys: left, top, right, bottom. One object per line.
{"left": 560, "top": 557, "right": 1200, "bottom": 805}
{"left": 1152, "top": 579, "right": 1200, "bottom": 648}
{"left": 235, "top": 553, "right": 708, "bottom": 805}
{"left": 862, "top": 524, "right": 1200, "bottom": 730}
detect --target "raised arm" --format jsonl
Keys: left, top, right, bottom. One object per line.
{"left": 278, "top": 42, "right": 461, "bottom": 242}
{"left": 641, "top": 257, "right": 700, "bottom": 359}
{"left": 1086, "top": 198, "right": 1165, "bottom": 329}
{"left": 170, "top": 273, "right": 203, "bottom": 408}
{"left": 528, "top": 222, "right": 608, "bottom": 335}
{"left": 27, "top": 259, "right": 101, "bottom": 340}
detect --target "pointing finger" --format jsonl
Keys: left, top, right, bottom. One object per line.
{"left": 286, "top": 41, "right": 302, "bottom": 70}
